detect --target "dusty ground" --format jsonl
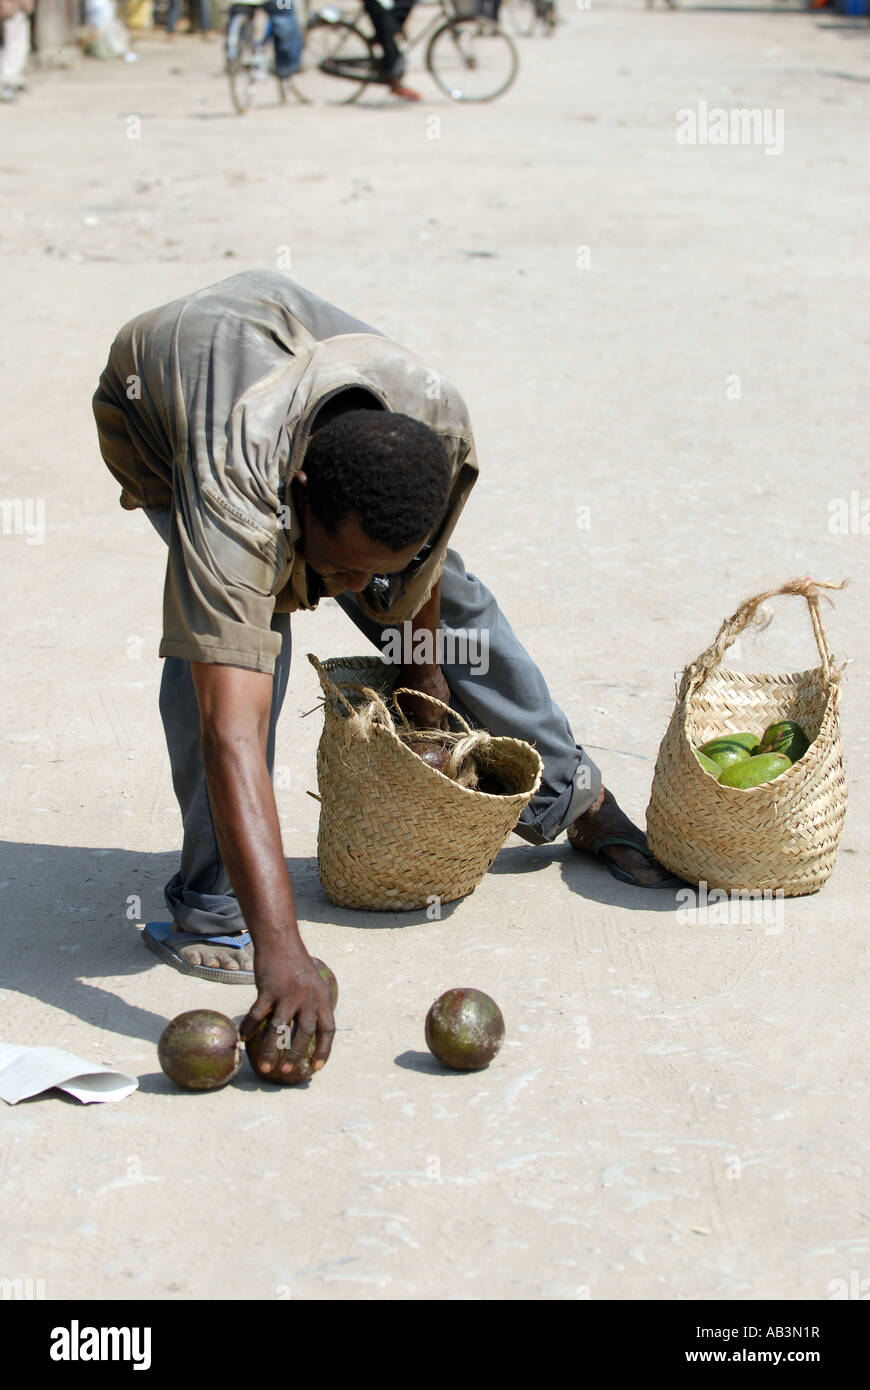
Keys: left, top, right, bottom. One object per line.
{"left": 1, "top": 1, "right": 868, "bottom": 1301}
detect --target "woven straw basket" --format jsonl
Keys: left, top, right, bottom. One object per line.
{"left": 308, "top": 653, "right": 543, "bottom": 910}
{"left": 645, "top": 579, "right": 848, "bottom": 897}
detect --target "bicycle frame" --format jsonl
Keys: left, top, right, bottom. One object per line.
{"left": 313, "top": 0, "right": 480, "bottom": 62}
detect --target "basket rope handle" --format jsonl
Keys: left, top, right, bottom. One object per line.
{"left": 390, "top": 687, "right": 473, "bottom": 735}
{"left": 681, "top": 577, "right": 847, "bottom": 701}
{"left": 305, "top": 655, "right": 473, "bottom": 735}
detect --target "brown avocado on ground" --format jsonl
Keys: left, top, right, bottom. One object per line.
{"left": 425, "top": 988, "right": 505, "bottom": 1071}
{"left": 157, "top": 1010, "right": 242, "bottom": 1091}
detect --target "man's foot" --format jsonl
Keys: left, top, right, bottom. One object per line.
{"left": 176, "top": 936, "right": 254, "bottom": 972}
{"left": 566, "top": 786, "right": 675, "bottom": 887}
{"left": 142, "top": 923, "right": 255, "bottom": 982}
{"left": 390, "top": 79, "right": 421, "bottom": 100}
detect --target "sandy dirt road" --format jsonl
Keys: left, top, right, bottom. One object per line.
{"left": 0, "top": 2, "right": 868, "bottom": 1301}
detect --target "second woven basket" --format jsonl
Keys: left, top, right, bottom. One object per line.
{"left": 646, "top": 578, "right": 848, "bottom": 896}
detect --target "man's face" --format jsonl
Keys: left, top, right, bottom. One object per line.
{"left": 294, "top": 476, "right": 425, "bottom": 596}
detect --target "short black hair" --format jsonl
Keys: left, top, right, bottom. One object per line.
{"left": 302, "top": 410, "right": 452, "bottom": 551}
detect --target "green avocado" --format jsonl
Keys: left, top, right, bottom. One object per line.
{"left": 718, "top": 752, "right": 792, "bottom": 789}
{"left": 758, "top": 720, "right": 810, "bottom": 763}
{"left": 697, "top": 737, "right": 753, "bottom": 770}
{"left": 720, "top": 731, "right": 761, "bottom": 754}
{"left": 694, "top": 749, "right": 723, "bottom": 777}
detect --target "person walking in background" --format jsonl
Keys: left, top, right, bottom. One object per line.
{"left": 225, "top": 0, "right": 303, "bottom": 81}
{"left": 362, "top": 0, "right": 421, "bottom": 101}
{"left": 0, "top": 0, "right": 32, "bottom": 102}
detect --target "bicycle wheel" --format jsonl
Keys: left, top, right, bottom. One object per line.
{"left": 426, "top": 19, "right": 518, "bottom": 102}
{"left": 508, "top": 0, "right": 536, "bottom": 35}
{"left": 227, "top": 14, "right": 259, "bottom": 115}
{"left": 291, "top": 19, "right": 375, "bottom": 105}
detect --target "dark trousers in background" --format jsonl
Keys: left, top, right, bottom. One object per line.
{"left": 165, "top": 0, "right": 213, "bottom": 32}
{"left": 363, "top": 0, "right": 415, "bottom": 78}
{"left": 267, "top": 0, "right": 303, "bottom": 77}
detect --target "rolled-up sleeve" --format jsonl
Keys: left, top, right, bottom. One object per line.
{"left": 159, "top": 344, "right": 293, "bottom": 674}
{"left": 160, "top": 465, "right": 286, "bottom": 673}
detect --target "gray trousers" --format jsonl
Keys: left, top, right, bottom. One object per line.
{"left": 146, "top": 509, "right": 601, "bottom": 934}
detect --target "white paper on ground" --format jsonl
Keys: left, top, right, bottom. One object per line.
{"left": 0, "top": 1043, "right": 139, "bottom": 1105}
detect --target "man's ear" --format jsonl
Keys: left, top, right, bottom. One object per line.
{"left": 292, "top": 471, "right": 308, "bottom": 514}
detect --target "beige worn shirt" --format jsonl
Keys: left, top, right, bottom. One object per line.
{"left": 93, "top": 271, "right": 479, "bottom": 675}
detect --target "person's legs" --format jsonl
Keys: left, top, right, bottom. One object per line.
{"left": 267, "top": 1, "right": 303, "bottom": 77}
{"left": 145, "top": 509, "right": 292, "bottom": 955}
{"left": 334, "top": 548, "right": 601, "bottom": 846}
{"left": 0, "top": 11, "right": 30, "bottom": 94}
{"left": 392, "top": 0, "right": 415, "bottom": 28}
{"left": 363, "top": 0, "right": 403, "bottom": 76}
{"left": 362, "top": 0, "right": 420, "bottom": 96}
{"left": 191, "top": 0, "right": 212, "bottom": 32}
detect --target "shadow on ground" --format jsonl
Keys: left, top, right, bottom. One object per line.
{"left": 0, "top": 835, "right": 684, "bottom": 1047}
{"left": 492, "top": 837, "right": 688, "bottom": 912}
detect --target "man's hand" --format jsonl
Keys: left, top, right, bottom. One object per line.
{"left": 395, "top": 663, "right": 451, "bottom": 730}
{"left": 391, "top": 577, "right": 452, "bottom": 731}
{"left": 240, "top": 942, "right": 334, "bottom": 1079}
{"left": 190, "top": 660, "right": 336, "bottom": 1077}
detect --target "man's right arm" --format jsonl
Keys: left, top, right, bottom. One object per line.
{"left": 190, "top": 660, "right": 335, "bottom": 1078}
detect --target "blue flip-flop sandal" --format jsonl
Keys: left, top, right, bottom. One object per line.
{"left": 141, "top": 921, "right": 255, "bottom": 985}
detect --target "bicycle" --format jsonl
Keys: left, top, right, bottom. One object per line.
{"left": 508, "top": 0, "right": 556, "bottom": 36}
{"left": 291, "top": 0, "right": 519, "bottom": 105}
{"left": 226, "top": 3, "right": 295, "bottom": 114}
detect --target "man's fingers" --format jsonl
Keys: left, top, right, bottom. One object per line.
{"left": 276, "top": 1012, "right": 316, "bottom": 1075}
{"left": 310, "top": 1010, "right": 336, "bottom": 1072}
{"left": 254, "top": 1014, "right": 293, "bottom": 1073}
{"left": 241, "top": 977, "right": 334, "bottom": 1078}
{"left": 241, "top": 988, "right": 295, "bottom": 1071}
{"left": 239, "top": 992, "right": 273, "bottom": 1042}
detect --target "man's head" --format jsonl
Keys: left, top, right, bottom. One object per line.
{"left": 293, "top": 407, "right": 452, "bottom": 596}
